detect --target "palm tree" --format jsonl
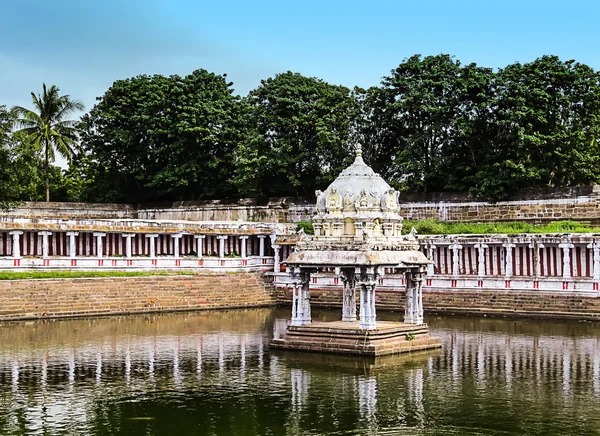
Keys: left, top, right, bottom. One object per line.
{"left": 12, "top": 84, "right": 84, "bottom": 202}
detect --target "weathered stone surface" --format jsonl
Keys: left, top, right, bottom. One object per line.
{"left": 271, "top": 320, "right": 441, "bottom": 356}
{"left": 0, "top": 273, "right": 276, "bottom": 321}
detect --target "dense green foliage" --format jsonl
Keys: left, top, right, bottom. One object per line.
{"left": 79, "top": 69, "right": 243, "bottom": 202}
{"left": 235, "top": 72, "right": 359, "bottom": 197}
{"left": 402, "top": 219, "right": 600, "bottom": 235}
{"left": 3, "top": 54, "right": 600, "bottom": 203}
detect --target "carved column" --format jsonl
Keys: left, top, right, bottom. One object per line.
{"left": 239, "top": 235, "right": 249, "bottom": 258}
{"left": 413, "top": 269, "right": 424, "bottom": 325}
{"left": 9, "top": 231, "right": 23, "bottom": 259}
{"left": 272, "top": 245, "right": 281, "bottom": 271}
{"left": 587, "top": 240, "right": 600, "bottom": 282}
{"left": 529, "top": 241, "right": 545, "bottom": 278}
{"left": 123, "top": 233, "right": 135, "bottom": 258}
{"left": 38, "top": 231, "right": 52, "bottom": 259}
{"left": 404, "top": 270, "right": 415, "bottom": 324}
{"left": 354, "top": 222, "right": 364, "bottom": 238}
{"left": 449, "top": 241, "right": 462, "bottom": 277}
{"left": 171, "top": 233, "right": 183, "bottom": 258}
{"left": 559, "top": 239, "right": 575, "bottom": 279}
{"left": 290, "top": 268, "right": 311, "bottom": 326}
{"left": 257, "top": 235, "right": 266, "bottom": 257}
{"left": 503, "top": 239, "right": 516, "bottom": 278}
{"left": 93, "top": 232, "right": 106, "bottom": 258}
{"left": 474, "top": 240, "right": 488, "bottom": 277}
{"left": 145, "top": 234, "right": 159, "bottom": 259}
{"left": 216, "top": 235, "right": 228, "bottom": 257}
{"left": 340, "top": 268, "right": 357, "bottom": 321}
{"left": 426, "top": 243, "right": 436, "bottom": 276}
{"left": 358, "top": 267, "right": 377, "bottom": 330}
{"left": 66, "top": 232, "right": 79, "bottom": 258}
{"left": 194, "top": 235, "right": 206, "bottom": 258}
{"left": 404, "top": 269, "right": 425, "bottom": 325}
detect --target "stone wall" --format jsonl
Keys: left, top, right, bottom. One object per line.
{"left": 4, "top": 185, "right": 600, "bottom": 224}
{"left": 0, "top": 202, "right": 137, "bottom": 220}
{"left": 276, "top": 287, "right": 600, "bottom": 321}
{"left": 399, "top": 196, "right": 600, "bottom": 223}
{"left": 0, "top": 273, "right": 275, "bottom": 321}
{"left": 137, "top": 198, "right": 315, "bottom": 223}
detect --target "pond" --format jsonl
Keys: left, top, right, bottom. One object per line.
{"left": 1, "top": 308, "right": 600, "bottom": 435}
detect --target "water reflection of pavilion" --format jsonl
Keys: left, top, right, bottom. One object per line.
{"left": 2, "top": 311, "right": 600, "bottom": 434}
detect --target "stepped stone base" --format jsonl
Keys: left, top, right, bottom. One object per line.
{"left": 270, "top": 321, "right": 441, "bottom": 356}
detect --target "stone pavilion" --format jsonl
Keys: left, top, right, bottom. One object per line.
{"left": 271, "top": 145, "right": 441, "bottom": 356}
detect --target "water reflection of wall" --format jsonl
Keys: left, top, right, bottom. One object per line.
{"left": 2, "top": 310, "right": 600, "bottom": 435}
{"left": 430, "top": 327, "right": 600, "bottom": 395}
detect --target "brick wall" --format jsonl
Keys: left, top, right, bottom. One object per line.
{"left": 0, "top": 273, "right": 276, "bottom": 321}
{"left": 5, "top": 189, "right": 600, "bottom": 224}
{"left": 399, "top": 197, "right": 600, "bottom": 223}
{"left": 276, "top": 287, "right": 600, "bottom": 321}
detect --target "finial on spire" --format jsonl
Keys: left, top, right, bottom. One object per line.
{"left": 355, "top": 143, "right": 362, "bottom": 157}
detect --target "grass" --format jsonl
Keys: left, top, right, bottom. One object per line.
{"left": 0, "top": 270, "right": 202, "bottom": 281}
{"left": 401, "top": 219, "right": 600, "bottom": 235}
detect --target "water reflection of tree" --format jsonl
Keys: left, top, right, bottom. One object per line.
{"left": 2, "top": 311, "right": 600, "bottom": 434}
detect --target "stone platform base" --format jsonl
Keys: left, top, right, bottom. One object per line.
{"left": 270, "top": 321, "right": 441, "bottom": 356}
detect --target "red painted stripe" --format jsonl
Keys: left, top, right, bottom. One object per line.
{"left": 587, "top": 248, "right": 592, "bottom": 277}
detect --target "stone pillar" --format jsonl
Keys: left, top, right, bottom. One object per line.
{"left": 145, "top": 234, "right": 159, "bottom": 259}
{"left": 383, "top": 222, "right": 393, "bottom": 237}
{"left": 9, "top": 231, "right": 23, "bottom": 258}
{"left": 340, "top": 268, "right": 357, "bottom": 322}
{"left": 66, "top": 232, "right": 79, "bottom": 258}
{"left": 38, "top": 231, "right": 52, "bottom": 259}
{"left": 559, "top": 239, "right": 575, "bottom": 280}
{"left": 474, "top": 240, "right": 488, "bottom": 277}
{"left": 290, "top": 268, "right": 311, "bottom": 326}
{"left": 503, "top": 240, "right": 516, "bottom": 278}
{"left": 122, "top": 233, "right": 135, "bottom": 258}
{"left": 404, "top": 271, "right": 416, "bottom": 324}
{"left": 412, "top": 269, "right": 425, "bottom": 325}
{"left": 194, "top": 235, "right": 206, "bottom": 258}
{"left": 449, "top": 241, "right": 462, "bottom": 277}
{"left": 530, "top": 241, "right": 545, "bottom": 278}
{"left": 93, "top": 232, "right": 106, "bottom": 258}
{"left": 354, "top": 222, "right": 364, "bottom": 238}
{"left": 358, "top": 267, "right": 377, "bottom": 330}
{"left": 171, "top": 233, "right": 183, "bottom": 258}
{"left": 426, "top": 243, "right": 436, "bottom": 276}
{"left": 216, "top": 235, "right": 228, "bottom": 257}
{"left": 257, "top": 235, "right": 266, "bottom": 257}
{"left": 312, "top": 223, "right": 322, "bottom": 237}
{"left": 588, "top": 240, "right": 600, "bottom": 282}
{"left": 239, "top": 236, "right": 249, "bottom": 258}
{"left": 273, "top": 245, "right": 281, "bottom": 271}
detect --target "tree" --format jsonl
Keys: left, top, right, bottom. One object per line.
{"left": 358, "top": 54, "right": 494, "bottom": 194}
{"left": 472, "top": 56, "right": 600, "bottom": 198}
{"left": 12, "top": 84, "right": 84, "bottom": 201}
{"left": 235, "top": 72, "right": 359, "bottom": 197}
{"left": 80, "top": 69, "right": 243, "bottom": 203}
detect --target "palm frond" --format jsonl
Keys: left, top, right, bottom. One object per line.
{"left": 52, "top": 134, "right": 76, "bottom": 162}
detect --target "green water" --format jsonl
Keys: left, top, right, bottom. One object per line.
{"left": 1, "top": 308, "right": 600, "bottom": 435}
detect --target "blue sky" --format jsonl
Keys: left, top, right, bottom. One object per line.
{"left": 2, "top": 0, "right": 599, "bottom": 112}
